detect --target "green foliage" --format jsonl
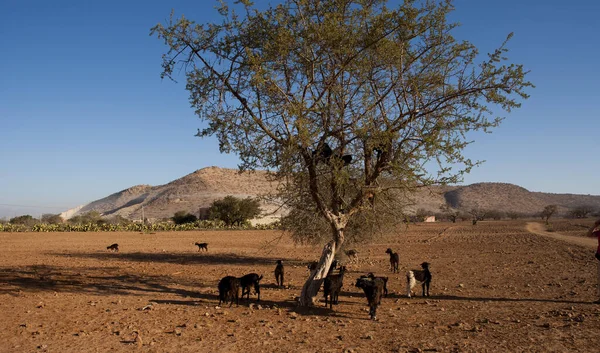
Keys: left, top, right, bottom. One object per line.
{"left": 41, "top": 213, "right": 63, "bottom": 224}
{"left": 207, "top": 196, "right": 261, "bottom": 226}
{"left": 172, "top": 211, "right": 198, "bottom": 225}
{"left": 68, "top": 211, "right": 103, "bottom": 225}
{"left": 1, "top": 218, "right": 280, "bottom": 232}
{"left": 9, "top": 215, "right": 37, "bottom": 226}
{"left": 152, "top": 0, "right": 532, "bottom": 245}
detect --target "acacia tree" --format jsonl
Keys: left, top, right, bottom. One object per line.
{"left": 540, "top": 204, "right": 557, "bottom": 224}
{"left": 152, "top": 0, "right": 532, "bottom": 305}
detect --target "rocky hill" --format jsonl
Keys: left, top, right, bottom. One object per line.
{"left": 61, "top": 167, "right": 600, "bottom": 221}
{"left": 61, "top": 167, "right": 281, "bottom": 223}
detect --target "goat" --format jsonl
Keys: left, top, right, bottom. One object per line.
{"left": 323, "top": 266, "right": 347, "bottom": 309}
{"left": 344, "top": 249, "right": 358, "bottom": 262}
{"left": 240, "top": 273, "right": 263, "bottom": 301}
{"left": 274, "top": 260, "right": 284, "bottom": 287}
{"left": 355, "top": 276, "right": 386, "bottom": 320}
{"left": 194, "top": 242, "right": 208, "bottom": 252}
{"left": 385, "top": 248, "right": 400, "bottom": 273}
{"left": 307, "top": 261, "right": 318, "bottom": 272}
{"left": 406, "top": 262, "right": 432, "bottom": 298}
{"left": 218, "top": 276, "right": 240, "bottom": 307}
{"left": 106, "top": 243, "right": 119, "bottom": 252}
{"left": 367, "top": 273, "right": 389, "bottom": 297}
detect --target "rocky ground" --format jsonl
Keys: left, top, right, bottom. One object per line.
{"left": 1, "top": 220, "right": 599, "bottom": 352}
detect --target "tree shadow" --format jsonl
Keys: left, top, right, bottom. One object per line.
{"left": 0, "top": 264, "right": 210, "bottom": 298}
{"left": 51, "top": 251, "right": 306, "bottom": 267}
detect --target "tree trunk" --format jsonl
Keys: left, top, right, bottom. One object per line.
{"left": 298, "top": 240, "right": 337, "bottom": 306}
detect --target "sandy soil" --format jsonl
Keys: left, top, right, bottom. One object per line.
{"left": 1, "top": 221, "right": 600, "bottom": 352}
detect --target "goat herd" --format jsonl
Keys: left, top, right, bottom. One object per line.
{"left": 106, "top": 242, "right": 432, "bottom": 320}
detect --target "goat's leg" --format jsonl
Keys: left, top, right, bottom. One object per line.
{"left": 369, "top": 304, "right": 377, "bottom": 320}
{"left": 407, "top": 273, "right": 416, "bottom": 298}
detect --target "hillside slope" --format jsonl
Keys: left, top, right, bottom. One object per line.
{"left": 62, "top": 168, "right": 600, "bottom": 221}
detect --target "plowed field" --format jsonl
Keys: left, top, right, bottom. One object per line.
{"left": 1, "top": 220, "right": 599, "bottom": 352}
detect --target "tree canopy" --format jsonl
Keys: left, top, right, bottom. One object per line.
{"left": 207, "top": 196, "right": 262, "bottom": 226}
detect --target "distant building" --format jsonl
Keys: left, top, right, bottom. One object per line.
{"left": 424, "top": 216, "right": 436, "bottom": 223}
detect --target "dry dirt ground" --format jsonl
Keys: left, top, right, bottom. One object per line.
{"left": 1, "top": 220, "right": 599, "bottom": 353}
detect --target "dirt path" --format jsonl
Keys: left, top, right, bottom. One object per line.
{"left": 526, "top": 222, "right": 597, "bottom": 248}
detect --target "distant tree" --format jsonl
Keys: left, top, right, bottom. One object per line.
{"left": 208, "top": 196, "right": 261, "bottom": 226}
{"left": 414, "top": 208, "right": 429, "bottom": 223}
{"left": 468, "top": 208, "right": 487, "bottom": 225}
{"left": 540, "top": 205, "right": 558, "bottom": 224}
{"left": 487, "top": 209, "right": 504, "bottom": 220}
{"left": 10, "top": 214, "right": 36, "bottom": 226}
{"left": 172, "top": 211, "right": 198, "bottom": 225}
{"left": 42, "top": 213, "right": 63, "bottom": 224}
{"left": 505, "top": 211, "right": 521, "bottom": 220}
{"left": 440, "top": 204, "right": 460, "bottom": 223}
{"left": 68, "top": 211, "right": 104, "bottom": 225}
{"left": 568, "top": 205, "right": 594, "bottom": 219}
{"left": 108, "top": 215, "right": 131, "bottom": 226}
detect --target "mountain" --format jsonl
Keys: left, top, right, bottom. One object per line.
{"left": 61, "top": 167, "right": 281, "bottom": 223}
{"left": 61, "top": 167, "right": 600, "bottom": 221}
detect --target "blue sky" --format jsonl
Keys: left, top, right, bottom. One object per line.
{"left": 1, "top": 0, "right": 598, "bottom": 218}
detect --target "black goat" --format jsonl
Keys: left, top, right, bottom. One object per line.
{"left": 367, "top": 273, "right": 389, "bottom": 297}
{"left": 106, "top": 243, "right": 119, "bottom": 252}
{"left": 385, "top": 248, "right": 400, "bottom": 273}
{"left": 312, "top": 143, "right": 353, "bottom": 166}
{"left": 194, "top": 242, "right": 208, "bottom": 252}
{"left": 218, "top": 276, "right": 240, "bottom": 307}
{"left": 323, "top": 266, "right": 347, "bottom": 309}
{"left": 355, "top": 276, "right": 386, "bottom": 320}
{"left": 240, "top": 273, "right": 263, "bottom": 301}
{"left": 307, "top": 261, "right": 318, "bottom": 272}
{"left": 274, "top": 260, "right": 284, "bottom": 287}
{"left": 406, "top": 262, "right": 432, "bottom": 298}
